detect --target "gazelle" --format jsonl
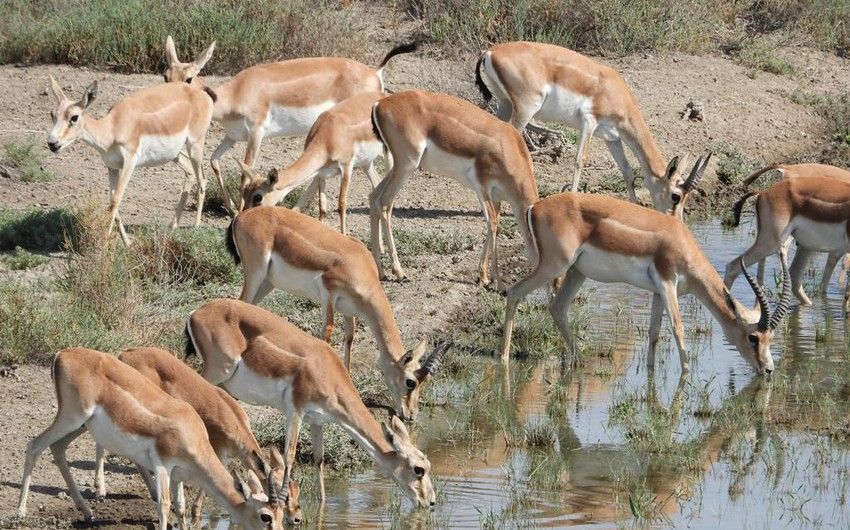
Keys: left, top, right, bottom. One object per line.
{"left": 738, "top": 163, "right": 850, "bottom": 303}
{"left": 226, "top": 204, "right": 444, "bottom": 421}
{"left": 726, "top": 175, "right": 850, "bottom": 311}
{"left": 476, "top": 41, "right": 692, "bottom": 210}
{"left": 668, "top": 153, "right": 711, "bottom": 219}
{"left": 499, "top": 191, "right": 790, "bottom": 375}
{"left": 92, "top": 347, "right": 302, "bottom": 525}
{"left": 47, "top": 75, "right": 215, "bottom": 245}
{"left": 185, "top": 298, "right": 437, "bottom": 507}
{"left": 17, "top": 347, "right": 285, "bottom": 530}
{"left": 239, "top": 91, "right": 387, "bottom": 235}
{"left": 369, "top": 90, "right": 540, "bottom": 289}
{"left": 163, "top": 36, "right": 417, "bottom": 213}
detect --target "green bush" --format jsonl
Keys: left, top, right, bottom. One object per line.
{"left": 0, "top": 0, "right": 366, "bottom": 74}
{"left": 130, "top": 226, "right": 239, "bottom": 286}
{"left": 0, "top": 208, "right": 78, "bottom": 252}
{"left": 3, "top": 138, "right": 52, "bottom": 182}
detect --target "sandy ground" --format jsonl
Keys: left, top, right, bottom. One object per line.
{"left": 1, "top": 4, "right": 849, "bottom": 527}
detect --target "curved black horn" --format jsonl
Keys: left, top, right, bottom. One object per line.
{"left": 740, "top": 258, "right": 770, "bottom": 331}
{"left": 768, "top": 248, "right": 792, "bottom": 330}
{"left": 267, "top": 472, "right": 280, "bottom": 502}
{"left": 363, "top": 396, "right": 398, "bottom": 418}
{"left": 683, "top": 152, "right": 712, "bottom": 192}
{"left": 414, "top": 341, "right": 449, "bottom": 382}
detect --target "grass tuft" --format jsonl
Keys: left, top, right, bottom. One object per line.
{"left": 0, "top": 246, "right": 49, "bottom": 270}
{"left": 0, "top": 208, "right": 78, "bottom": 252}
{"left": 3, "top": 138, "right": 52, "bottom": 182}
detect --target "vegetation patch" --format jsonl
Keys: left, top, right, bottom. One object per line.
{"left": 3, "top": 138, "right": 52, "bottom": 182}
{"left": 0, "top": 246, "right": 48, "bottom": 270}
{"left": 733, "top": 37, "right": 794, "bottom": 76}
{"left": 0, "top": 0, "right": 366, "bottom": 74}
{"left": 0, "top": 208, "right": 78, "bottom": 252}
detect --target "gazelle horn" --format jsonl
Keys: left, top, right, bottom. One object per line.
{"left": 682, "top": 152, "right": 712, "bottom": 191}
{"left": 363, "top": 396, "right": 399, "bottom": 418}
{"left": 768, "top": 247, "right": 792, "bottom": 330}
{"left": 413, "top": 341, "right": 449, "bottom": 382}
{"left": 740, "top": 258, "right": 770, "bottom": 331}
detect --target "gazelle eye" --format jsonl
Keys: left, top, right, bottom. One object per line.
{"left": 747, "top": 334, "right": 758, "bottom": 345}
{"left": 69, "top": 115, "right": 78, "bottom": 124}
{"left": 260, "top": 513, "right": 272, "bottom": 524}
{"left": 185, "top": 77, "right": 193, "bottom": 84}
{"left": 413, "top": 466, "right": 425, "bottom": 478}
{"left": 405, "top": 378, "right": 417, "bottom": 390}
{"left": 671, "top": 193, "right": 681, "bottom": 204}
{"left": 252, "top": 193, "right": 263, "bottom": 205}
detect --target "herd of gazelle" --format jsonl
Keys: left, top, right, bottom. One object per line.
{"left": 23, "top": 34, "right": 849, "bottom": 527}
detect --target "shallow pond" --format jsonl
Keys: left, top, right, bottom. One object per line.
{"left": 211, "top": 217, "right": 850, "bottom": 529}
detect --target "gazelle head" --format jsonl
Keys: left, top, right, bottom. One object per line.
{"left": 667, "top": 153, "right": 712, "bottom": 219}
{"left": 163, "top": 35, "right": 215, "bottom": 86}
{"left": 266, "top": 446, "right": 302, "bottom": 525}
{"left": 232, "top": 473, "right": 287, "bottom": 530}
{"left": 723, "top": 248, "right": 791, "bottom": 375}
{"left": 381, "top": 415, "right": 437, "bottom": 508}
{"left": 46, "top": 76, "right": 97, "bottom": 153}
{"left": 394, "top": 341, "right": 447, "bottom": 422}
{"left": 237, "top": 162, "right": 283, "bottom": 211}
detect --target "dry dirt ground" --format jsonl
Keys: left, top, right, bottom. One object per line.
{"left": 1, "top": 6, "right": 849, "bottom": 528}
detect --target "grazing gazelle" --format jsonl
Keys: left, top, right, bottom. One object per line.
{"left": 17, "top": 348, "right": 285, "bottom": 530}
{"left": 185, "top": 298, "right": 438, "bottom": 507}
{"left": 369, "top": 90, "right": 540, "bottom": 289}
{"left": 475, "top": 41, "right": 691, "bottom": 210}
{"left": 726, "top": 175, "right": 850, "bottom": 311}
{"left": 47, "top": 75, "right": 215, "bottom": 245}
{"left": 738, "top": 163, "right": 850, "bottom": 303}
{"left": 239, "top": 91, "right": 387, "bottom": 235}
{"left": 163, "top": 36, "right": 416, "bottom": 213}
{"left": 668, "top": 153, "right": 711, "bottom": 220}
{"left": 92, "top": 347, "right": 302, "bottom": 525}
{"left": 499, "top": 192, "right": 790, "bottom": 375}
{"left": 226, "top": 204, "right": 444, "bottom": 421}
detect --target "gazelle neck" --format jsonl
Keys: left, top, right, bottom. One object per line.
{"left": 362, "top": 293, "right": 407, "bottom": 366}
{"left": 620, "top": 113, "right": 668, "bottom": 201}
{"left": 81, "top": 115, "right": 114, "bottom": 155}
{"left": 265, "top": 147, "right": 330, "bottom": 205}
{"left": 190, "top": 448, "right": 252, "bottom": 520}
{"left": 686, "top": 258, "right": 742, "bottom": 336}
{"left": 330, "top": 386, "right": 397, "bottom": 468}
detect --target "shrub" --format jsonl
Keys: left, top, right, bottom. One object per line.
{"left": 3, "top": 138, "right": 52, "bottom": 182}
{"left": 130, "top": 226, "right": 239, "bottom": 286}
{"left": 734, "top": 38, "right": 794, "bottom": 75}
{"left": 0, "top": 246, "right": 48, "bottom": 270}
{"left": 0, "top": 208, "right": 78, "bottom": 252}
{"left": 0, "top": 0, "right": 367, "bottom": 74}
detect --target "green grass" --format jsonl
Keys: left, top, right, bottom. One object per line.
{"left": 0, "top": 246, "right": 48, "bottom": 270}
{"left": 0, "top": 0, "right": 367, "bottom": 74}
{"left": 392, "top": 228, "right": 478, "bottom": 256}
{"left": 713, "top": 143, "right": 762, "bottom": 186}
{"left": 3, "top": 138, "right": 52, "bottom": 183}
{"left": 734, "top": 37, "right": 794, "bottom": 75}
{"left": 0, "top": 208, "right": 78, "bottom": 252}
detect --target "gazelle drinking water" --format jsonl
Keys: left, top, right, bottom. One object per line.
{"left": 185, "top": 298, "right": 438, "bottom": 507}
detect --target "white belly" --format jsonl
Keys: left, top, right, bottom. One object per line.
{"left": 85, "top": 406, "right": 158, "bottom": 470}
{"left": 222, "top": 362, "right": 292, "bottom": 410}
{"left": 135, "top": 133, "right": 187, "bottom": 167}
{"left": 419, "top": 141, "right": 479, "bottom": 191}
{"left": 268, "top": 255, "right": 326, "bottom": 302}
{"left": 574, "top": 245, "right": 659, "bottom": 292}
{"left": 535, "top": 84, "right": 620, "bottom": 141}
{"left": 352, "top": 140, "right": 383, "bottom": 168}
{"left": 791, "top": 218, "right": 849, "bottom": 252}
{"left": 264, "top": 102, "right": 336, "bottom": 138}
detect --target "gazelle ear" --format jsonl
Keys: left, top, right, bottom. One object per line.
{"left": 233, "top": 473, "right": 252, "bottom": 501}
{"left": 165, "top": 35, "right": 179, "bottom": 64}
{"left": 406, "top": 340, "right": 428, "bottom": 364}
{"left": 79, "top": 81, "right": 98, "bottom": 109}
{"left": 382, "top": 422, "right": 395, "bottom": 445}
{"left": 48, "top": 75, "right": 66, "bottom": 102}
{"left": 664, "top": 156, "right": 680, "bottom": 180}
{"left": 269, "top": 445, "right": 285, "bottom": 469}
{"left": 267, "top": 168, "right": 279, "bottom": 185}
{"left": 194, "top": 41, "right": 216, "bottom": 71}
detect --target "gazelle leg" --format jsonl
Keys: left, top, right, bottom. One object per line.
{"left": 107, "top": 156, "right": 138, "bottom": 243}
{"left": 191, "top": 488, "right": 205, "bottom": 528}
{"left": 293, "top": 177, "right": 320, "bottom": 213}
{"left": 647, "top": 294, "right": 664, "bottom": 370}
{"left": 137, "top": 464, "right": 158, "bottom": 500}
{"left": 725, "top": 238, "right": 783, "bottom": 288}
{"left": 500, "top": 261, "right": 565, "bottom": 360}
{"left": 310, "top": 423, "right": 325, "bottom": 500}
{"left": 606, "top": 139, "right": 637, "bottom": 202}
{"left": 321, "top": 294, "right": 336, "bottom": 343}
{"left": 790, "top": 246, "right": 815, "bottom": 305}
{"left": 549, "top": 268, "right": 587, "bottom": 360}
{"left": 172, "top": 479, "right": 187, "bottom": 530}
{"left": 317, "top": 175, "right": 328, "bottom": 224}
{"left": 188, "top": 139, "right": 208, "bottom": 228}
{"left": 659, "top": 280, "right": 688, "bottom": 372}
{"left": 508, "top": 97, "right": 542, "bottom": 149}
{"left": 821, "top": 252, "right": 841, "bottom": 293}
{"left": 107, "top": 168, "right": 131, "bottom": 246}
{"left": 243, "top": 126, "right": 265, "bottom": 168}
{"left": 94, "top": 443, "right": 106, "bottom": 499}
{"left": 18, "top": 409, "right": 89, "bottom": 519}
{"left": 479, "top": 199, "right": 503, "bottom": 290}
{"left": 209, "top": 136, "right": 237, "bottom": 214}
{"left": 154, "top": 464, "right": 171, "bottom": 530}
{"left": 369, "top": 160, "right": 416, "bottom": 280}
{"left": 171, "top": 153, "right": 196, "bottom": 230}
{"left": 366, "top": 162, "right": 385, "bottom": 253}
{"left": 343, "top": 316, "right": 355, "bottom": 370}
{"left": 282, "top": 412, "right": 303, "bottom": 486}
{"left": 567, "top": 116, "right": 598, "bottom": 193}
{"left": 338, "top": 163, "right": 354, "bottom": 234}
{"left": 51, "top": 427, "right": 90, "bottom": 519}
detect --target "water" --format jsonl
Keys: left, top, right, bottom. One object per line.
{"left": 214, "top": 218, "right": 850, "bottom": 529}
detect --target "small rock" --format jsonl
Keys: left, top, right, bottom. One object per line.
{"left": 57, "top": 491, "right": 67, "bottom": 500}
{"left": 680, "top": 100, "right": 705, "bottom": 121}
